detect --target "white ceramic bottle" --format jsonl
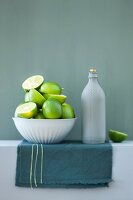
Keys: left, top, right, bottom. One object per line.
{"left": 81, "top": 68, "right": 106, "bottom": 144}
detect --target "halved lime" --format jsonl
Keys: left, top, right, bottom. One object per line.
{"left": 28, "top": 89, "right": 46, "bottom": 108}
{"left": 44, "top": 94, "right": 67, "bottom": 104}
{"left": 39, "top": 82, "right": 62, "bottom": 94}
{"left": 42, "top": 99, "right": 62, "bottom": 119}
{"left": 22, "top": 75, "right": 44, "bottom": 91}
{"left": 62, "top": 103, "right": 75, "bottom": 119}
{"left": 14, "top": 102, "right": 37, "bottom": 118}
{"left": 25, "top": 92, "right": 30, "bottom": 102}
{"left": 109, "top": 129, "right": 128, "bottom": 142}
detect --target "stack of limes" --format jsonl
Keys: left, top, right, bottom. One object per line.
{"left": 15, "top": 75, "right": 75, "bottom": 119}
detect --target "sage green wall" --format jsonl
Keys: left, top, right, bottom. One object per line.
{"left": 0, "top": 0, "right": 133, "bottom": 140}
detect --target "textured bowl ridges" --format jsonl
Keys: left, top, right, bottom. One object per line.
{"left": 13, "top": 118, "right": 76, "bottom": 144}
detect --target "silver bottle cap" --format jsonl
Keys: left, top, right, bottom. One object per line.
{"left": 89, "top": 68, "right": 98, "bottom": 78}
{"left": 89, "top": 68, "right": 97, "bottom": 73}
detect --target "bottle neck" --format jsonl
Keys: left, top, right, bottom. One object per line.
{"left": 88, "top": 77, "right": 98, "bottom": 84}
{"left": 88, "top": 72, "right": 98, "bottom": 83}
{"left": 88, "top": 72, "right": 98, "bottom": 78}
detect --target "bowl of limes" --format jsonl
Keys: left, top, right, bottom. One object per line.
{"left": 13, "top": 75, "right": 76, "bottom": 144}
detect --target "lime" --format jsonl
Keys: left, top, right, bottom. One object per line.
{"left": 62, "top": 103, "right": 75, "bottom": 119}
{"left": 34, "top": 110, "right": 45, "bottom": 119}
{"left": 22, "top": 75, "right": 44, "bottom": 91}
{"left": 42, "top": 99, "right": 62, "bottom": 119}
{"left": 25, "top": 92, "right": 30, "bottom": 102}
{"left": 44, "top": 94, "right": 67, "bottom": 104}
{"left": 109, "top": 129, "right": 128, "bottom": 142}
{"left": 14, "top": 102, "right": 37, "bottom": 118}
{"left": 39, "top": 82, "right": 62, "bottom": 94}
{"left": 28, "top": 89, "right": 46, "bottom": 108}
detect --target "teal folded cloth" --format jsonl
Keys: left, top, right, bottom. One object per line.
{"left": 15, "top": 140, "right": 112, "bottom": 188}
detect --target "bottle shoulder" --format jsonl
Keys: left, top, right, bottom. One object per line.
{"left": 81, "top": 82, "right": 105, "bottom": 99}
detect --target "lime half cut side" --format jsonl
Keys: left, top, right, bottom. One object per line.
{"left": 15, "top": 102, "right": 37, "bottom": 118}
{"left": 44, "top": 94, "right": 67, "bottom": 104}
{"left": 109, "top": 129, "right": 128, "bottom": 142}
{"left": 22, "top": 75, "right": 44, "bottom": 91}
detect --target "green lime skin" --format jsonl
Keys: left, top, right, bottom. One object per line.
{"left": 42, "top": 99, "right": 62, "bottom": 119}
{"left": 34, "top": 110, "right": 45, "bottom": 119}
{"left": 28, "top": 89, "right": 46, "bottom": 108}
{"left": 39, "top": 82, "right": 62, "bottom": 94}
{"left": 109, "top": 129, "right": 128, "bottom": 142}
{"left": 62, "top": 103, "right": 75, "bottom": 119}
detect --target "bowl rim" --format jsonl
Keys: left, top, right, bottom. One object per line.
{"left": 12, "top": 117, "right": 77, "bottom": 121}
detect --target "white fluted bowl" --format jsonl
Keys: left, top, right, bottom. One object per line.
{"left": 12, "top": 117, "right": 77, "bottom": 144}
